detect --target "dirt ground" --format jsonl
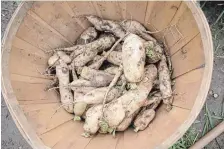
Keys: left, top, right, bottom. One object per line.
{"left": 1, "top": 1, "right": 223, "bottom": 149}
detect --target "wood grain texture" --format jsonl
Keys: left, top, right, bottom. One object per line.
{"left": 2, "top": 1, "right": 213, "bottom": 149}
{"left": 31, "top": 2, "right": 84, "bottom": 43}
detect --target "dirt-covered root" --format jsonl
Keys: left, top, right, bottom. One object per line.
{"left": 80, "top": 67, "right": 114, "bottom": 87}
{"left": 102, "top": 51, "right": 122, "bottom": 66}
{"left": 133, "top": 109, "right": 155, "bottom": 132}
{"left": 103, "top": 65, "right": 157, "bottom": 128}
{"left": 71, "top": 34, "right": 116, "bottom": 67}
{"left": 144, "top": 41, "right": 163, "bottom": 64}
{"left": 122, "top": 33, "right": 146, "bottom": 83}
{"left": 82, "top": 87, "right": 123, "bottom": 105}
{"left": 104, "top": 66, "right": 119, "bottom": 75}
{"left": 116, "top": 109, "right": 140, "bottom": 131}
{"left": 83, "top": 105, "right": 103, "bottom": 135}
{"left": 56, "top": 59, "right": 74, "bottom": 113}
{"left": 158, "top": 55, "right": 172, "bottom": 110}
{"left": 76, "top": 27, "right": 98, "bottom": 45}
{"left": 48, "top": 51, "right": 71, "bottom": 67}
{"left": 120, "top": 20, "right": 157, "bottom": 43}
{"left": 86, "top": 15, "right": 126, "bottom": 38}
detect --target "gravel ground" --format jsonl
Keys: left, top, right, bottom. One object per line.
{"left": 1, "top": 1, "right": 223, "bottom": 149}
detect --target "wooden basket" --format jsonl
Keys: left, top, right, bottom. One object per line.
{"left": 2, "top": 1, "right": 213, "bottom": 149}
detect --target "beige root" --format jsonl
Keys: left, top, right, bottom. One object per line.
{"left": 120, "top": 20, "right": 157, "bottom": 43}
{"left": 80, "top": 67, "right": 114, "bottom": 87}
{"left": 56, "top": 59, "right": 74, "bottom": 113}
{"left": 144, "top": 41, "right": 163, "bottom": 64}
{"left": 158, "top": 55, "right": 172, "bottom": 110}
{"left": 76, "top": 27, "right": 98, "bottom": 45}
{"left": 122, "top": 33, "right": 146, "bottom": 83}
{"left": 86, "top": 15, "right": 126, "bottom": 38}
{"left": 103, "top": 65, "right": 157, "bottom": 128}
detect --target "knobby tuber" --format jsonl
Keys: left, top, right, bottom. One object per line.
{"left": 72, "top": 34, "right": 116, "bottom": 67}
{"left": 56, "top": 59, "right": 74, "bottom": 113}
{"left": 122, "top": 33, "right": 146, "bottom": 82}
{"left": 76, "top": 27, "right": 98, "bottom": 45}
{"left": 86, "top": 15, "right": 126, "bottom": 38}
{"left": 103, "top": 65, "right": 157, "bottom": 128}
{"left": 133, "top": 108, "right": 156, "bottom": 132}
{"left": 102, "top": 51, "right": 122, "bottom": 66}
{"left": 82, "top": 87, "right": 123, "bottom": 104}
{"left": 81, "top": 67, "right": 114, "bottom": 87}
{"left": 144, "top": 41, "right": 163, "bottom": 64}
{"left": 120, "top": 20, "right": 157, "bottom": 43}
{"left": 158, "top": 55, "right": 172, "bottom": 110}
{"left": 83, "top": 105, "right": 103, "bottom": 135}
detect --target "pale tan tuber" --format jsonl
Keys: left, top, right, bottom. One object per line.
{"left": 122, "top": 33, "right": 146, "bottom": 82}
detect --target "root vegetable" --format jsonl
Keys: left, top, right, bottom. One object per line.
{"left": 72, "top": 34, "right": 116, "bottom": 67}
{"left": 48, "top": 51, "right": 71, "bottom": 67}
{"left": 120, "top": 20, "right": 157, "bottom": 43}
{"left": 143, "top": 93, "right": 162, "bottom": 107}
{"left": 86, "top": 15, "right": 126, "bottom": 38}
{"left": 102, "top": 51, "right": 122, "bottom": 66}
{"left": 81, "top": 67, "right": 114, "bottom": 87}
{"left": 103, "top": 65, "right": 157, "bottom": 127}
{"left": 144, "top": 41, "right": 163, "bottom": 64}
{"left": 83, "top": 105, "right": 103, "bottom": 135}
{"left": 114, "top": 43, "right": 122, "bottom": 51}
{"left": 56, "top": 59, "right": 74, "bottom": 113}
{"left": 53, "top": 34, "right": 115, "bottom": 59}
{"left": 76, "top": 27, "right": 98, "bottom": 45}
{"left": 83, "top": 87, "right": 122, "bottom": 104}
{"left": 70, "top": 79, "right": 93, "bottom": 87}
{"left": 57, "top": 51, "right": 72, "bottom": 64}
{"left": 89, "top": 34, "right": 127, "bottom": 69}
{"left": 116, "top": 110, "right": 139, "bottom": 131}
{"left": 48, "top": 54, "right": 59, "bottom": 66}
{"left": 87, "top": 55, "right": 102, "bottom": 66}
{"left": 104, "top": 66, "right": 119, "bottom": 75}
{"left": 73, "top": 92, "right": 87, "bottom": 120}
{"left": 122, "top": 33, "right": 146, "bottom": 82}
{"left": 158, "top": 55, "right": 172, "bottom": 110}
{"left": 133, "top": 109, "right": 155, "bottom": 132}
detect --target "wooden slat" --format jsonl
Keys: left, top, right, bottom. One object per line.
{"left": 12, "top": 36, "right": 47, "bottom": 59}
{"left": 9, "top": 47, "right": 48, "bottom": 78}
{"left": 10, "top": 74, "right": 50, "bottom": 84}
{"left": 92, "top": 1, "right": 123, "bottom": 21}
{"left": 11, "top": 81, "right": 59, "bottom": 104}
{"left": 117, "top": 2, "right": 127, "bottom": 20}
{"left": 172, "top": 68, "right": 204, "bottom": 109}
{"left": 67, "top": 1, "right": 97, "bottom": 28}
{"left": 123, "top": 106, "right": 190, "bottom": 149}
{"left": 31, "top": 2, "right": 84, "bottom": 43}
{"left": 52, "top": 122, "right": 91, "bottom": 149}
{"left": 20, "top": 103, "right": 59, "bottom": 113}
{"left": 171, "top": 34, "right": 204, "bottom": 78}
{"left": 24, "top": 103, "right": 73, "bottom": 135}
{"left": 16, "top": 11, "right": 69, "bottom": 51}
{"left": 40, "top": 120, "right": 79, "bottom": 148}
{"left": 125, "top": 1, "right": 148, "bottom": 24}
{"left": 115, "top": 133, "right": 124, "bottom": 149}
{"left": 168, "top": 3, "right": 200, "bottom": 55}
{"left": 144, "top": 1, "right": 181, "bottom": 40}
{"left": 85, "top": 133, "right": 120, "bottom": 149}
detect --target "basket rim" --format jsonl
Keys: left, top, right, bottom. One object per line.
{"left": 1, "top": 1, "right": 213, "bottom": 149}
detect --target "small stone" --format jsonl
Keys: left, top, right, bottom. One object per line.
{"left": 213, "top": 93, "right": 219, "bottom": 98}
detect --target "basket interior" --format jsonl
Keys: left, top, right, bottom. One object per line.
{"left": 7, "top": 1, "right": 206, "bottom": 149}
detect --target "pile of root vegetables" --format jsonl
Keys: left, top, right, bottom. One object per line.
{"left": 46, "top": 15, "right": 173, "bottom": 137}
